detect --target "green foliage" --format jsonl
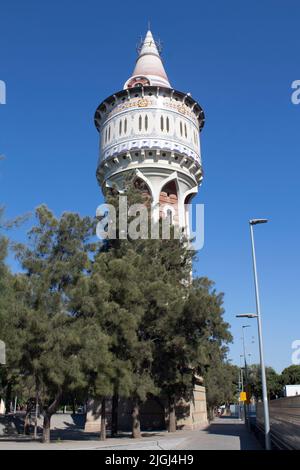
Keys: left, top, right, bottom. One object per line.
{"left": 281, "top": 365, "right": 300, "bottom": 385}
{"left": 247, "top": 364, "right": 282, "bottom": 400}
{"left": 0, "top": 210, "right": 25, "bottom": 402}
{"left": 204, "top": 360, "right": 239, "bottom": 412}
{"left": 9, "top": 205, "right": 112, "bottom": 433}
{"left": 1, "top": 188, "right": 234, "bottom": 437}
{"left": 98, "top": 183, "right": 233, "bottom": 412}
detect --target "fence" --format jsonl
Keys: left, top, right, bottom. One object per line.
{"left": 256, "top": 395, "right": 300, "bottom": 449}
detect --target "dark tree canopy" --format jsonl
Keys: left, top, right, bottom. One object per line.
{"left": 1, "top": 188, "right": 234, "bottom": 440}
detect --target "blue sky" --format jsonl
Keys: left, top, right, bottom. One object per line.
{"left": 1, "top": 0, "right": 299, "bottom": 373}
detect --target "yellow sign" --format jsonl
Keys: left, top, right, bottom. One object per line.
{"left": 239, "top": 391, "right": 247, "bottom": 402}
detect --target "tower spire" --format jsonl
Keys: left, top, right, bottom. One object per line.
{"left": 124, "top": 30, "right": 171, "bottom": 89}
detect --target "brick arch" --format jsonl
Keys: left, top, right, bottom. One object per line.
{"left": 159, "top": 180, "right": 179, "bottom": 225}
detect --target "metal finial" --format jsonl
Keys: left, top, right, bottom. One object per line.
{"left": 148, "top": 20, "right": 151, "bottom": 31}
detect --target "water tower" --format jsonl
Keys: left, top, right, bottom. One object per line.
{"left": 95, "top": 30, "right": 205, "bottom": 233}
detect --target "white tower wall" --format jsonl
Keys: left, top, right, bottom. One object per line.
{"left": 95, "top": 31, "right": 205, "bottom": 233}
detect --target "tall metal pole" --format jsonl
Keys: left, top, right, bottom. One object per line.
{"left": 239, "top": 355, "right": 244, "bottom": 421}
{"left": 242, "top": 327, "right": 250, "bottom": 379}
{"left": 250, "top": 222, "right": 271, "bottom": 450}
{"left": 242, "top": 326, "right": 250, "bottom": 429}
{"left": 240, "top": 368, "right": 244, "bottom": 420}
{"left": 238, "top": 370, "right": 241, "bottom": 420}
{"left": 240, "top": 366, "right": 244, "bottom": 391}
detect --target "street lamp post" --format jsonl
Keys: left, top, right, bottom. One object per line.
{"left": 239, "top": 354, "right": 245, "bottom": 421}
{"left": 239, "top": 354, "right": 244, "bottom": 392}
{"left": 241, "top": 325, "right": 250, "bottom": 429}
{"left": 235, "top": 218, "right": 271, "bottom": 450}
{"left": 249, "top": 218, "right": 271, "bottom": 450}
{"left": 242, "top": 325, "right": 250, "bottom": 376}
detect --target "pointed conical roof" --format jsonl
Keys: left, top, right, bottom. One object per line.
{"left": 124, "top": 30, "right": 171, "bottom": 89}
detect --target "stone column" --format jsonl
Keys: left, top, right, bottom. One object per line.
{"left": 84, "top": 398, "right": 102, "bottom": 433}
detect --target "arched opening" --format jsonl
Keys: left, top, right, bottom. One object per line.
{"left": 133, "top": 177, "right": 152, "bottom": 206}
{"left": 104, "top": 186, "right": 120, "bottom": 199}
{"left": 159, "top": 181, "right": 179, "bottom": 225}
{"left": 184, "top": 193, "right": 194, "bottom": 205}
{"left": 183, "top": 192, "right": 197, "bottom": 236}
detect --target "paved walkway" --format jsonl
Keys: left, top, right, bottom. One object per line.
{"left": 0, "top": 417, "right": 261, "bottom": 450}
{"left": 177, "top": 417, "right": 261, "bottom": 450}
{"left": 0, "top": 433, "right": 186, "bottom": 450}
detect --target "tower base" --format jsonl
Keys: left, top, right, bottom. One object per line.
{"left": 83, "top": 385, "right": 208, "bottom": 432}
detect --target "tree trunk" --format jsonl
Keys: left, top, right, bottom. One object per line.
{"left": 42, "top": 413, "right": 51, "bottom": 443}
{"left": 40, "top": 391, "right": 62, "bottom": 443}
{"left": 34, "top": 394, "right": 39, "bottom": 439}
{"left": 168, "top": 396, "right": 176, "bottom": 433}
{"left": 111, "top": 392, "right": 119, "bottom": 436}
{"left": 5, "top": 382, "right": 12, "bottom": 414}
{"left": 131, "top": 398, "right": 141, "bottom": 439}
{"left": 24, "top": 412, "right": 31, "bottom": 435}
{"left": 72, "top": 394, "right": 76, "bottom": 415}
{"left": 207, "top": 405, "right": 216, "bottom": 422}
{"left": 100, "top": 397, "right": 106, "bottom": 440}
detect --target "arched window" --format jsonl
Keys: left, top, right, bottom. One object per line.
{"left": 166, "top": 116, "right": 170, "bottom": 132}
{"left": 180, "top": 121, "right": 183, "bottom": 137}
{"left": 108, "top": 126, "right": 111, "bottom": 141}
{"left": 124, "top": 118, "right": 127, "bottom": 134}
{"left": 161, "top": 115, "right": 164, "bottom": 131}
{"left": 139, "top": 115, "right": 142, "bottom": 131}
{"left": 159, "top": 181, "right": 178, "bottom": 225}
{"left": 119, "top": 120, "right": 122, "bottom": 136}
{"left": 184, "top": 123, "right": 187, "bottom": 138}
{"left": 145, "top": 115, "right": 148, "bottom": 131}
{"left": 105, "top": 128, "right": 107, "bottom": 143}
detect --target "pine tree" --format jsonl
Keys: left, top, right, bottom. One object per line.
{"left": 0, "top": 209, "right": 25, "bottom": 413}
{"left": 13, "top": 205, "right": 111, "bottom": 442}
{"left": 92, "top": 246, "right": 158, "bottom": 438}
{"left": 99, "top": 180, "right": 233, "bottom": 434}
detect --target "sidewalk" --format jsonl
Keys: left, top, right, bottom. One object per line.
{"left": 176, "top": 417, "right": 261, "bottom": 450}
{"left": 0, "top": 431, "right": 188, "bottom": 450}
{"left": 0, "top": 417, "right": 261, "bottom": 450}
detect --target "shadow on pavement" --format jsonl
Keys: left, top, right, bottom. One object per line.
{"left": 206, "top": 417, "right": 261, "bottom": 450}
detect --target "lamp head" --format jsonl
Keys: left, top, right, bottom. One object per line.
{"left": 249, "top": 219, "right": 268, "bottom": 225}
{"left": 236, "top": 314, "right": 258, "bottom": 319}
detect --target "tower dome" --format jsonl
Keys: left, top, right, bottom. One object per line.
{"left": 95, "top": 30, "right": 205, "bottom": 231}
{"left": 124, "top": 30, "right": 171, "bottom": 89}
